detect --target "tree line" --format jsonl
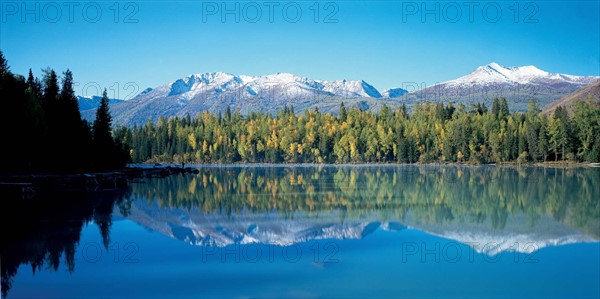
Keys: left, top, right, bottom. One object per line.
{"left": 3, "top": 49, "right": 599, "bottom": 167}
{"left": 116, "top": 97, "right": 600, "bottom": 164}
{"left": 0, "top": 51, "right": 128, "bottom": 173}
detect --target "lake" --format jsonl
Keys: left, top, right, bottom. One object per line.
{"left": 2, "top": 165, "right": 599, "bottom": 298}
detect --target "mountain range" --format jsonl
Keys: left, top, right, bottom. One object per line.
{"left": 80, "top": 63, "right": 599, "bottom": 126}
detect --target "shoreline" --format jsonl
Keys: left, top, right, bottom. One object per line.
{"left": 0, "top": 167, "right": 194, "bottom": 198}
{"left": 130, "top": 161, "right": 600, "bottom": 169}
{"left": 2, "top": 162, "right": 596, "bottom": 198}
{"left": 3, "top": 161, "right": 597, "bottom": 180}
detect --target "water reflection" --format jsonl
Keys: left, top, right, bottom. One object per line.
{"left": 126, "top": 166, "right": 599, "bottom": 250}
{"left": 0, "top": 188, "right": 131, "bottom": 297}
{"left": 1, "top": 166, "right": 598, "bottom": 297}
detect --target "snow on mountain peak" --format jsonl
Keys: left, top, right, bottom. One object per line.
{"left": 159, "top": 71, "right": 383, "bottom": 100}
{"left": 321, "top": 79, "right": 382, "bottom": 98}
{"left": 474, "top": 62, "right": 500, "bottom": 73}
{"left": 266, "top": 72, "right": 302, "bottom": 81}
{"left": 444, "top": 62, "right": 598, "bottom": 86}
{"left": 488, "top": 62, "right": 502, "bottom": 67}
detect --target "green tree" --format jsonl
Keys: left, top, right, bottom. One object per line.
{"left": 538, "top": 118, "right": 549, "bottom": 162}
{"left": 548, "top": 116, "right": 567, "bottom": 161}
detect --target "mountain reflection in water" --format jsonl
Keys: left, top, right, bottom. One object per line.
{"left": 1, "top": 165, "right": 598, "bottom": 297}
{"left": 124, "top": 166, "right": 599, "bottom": 251}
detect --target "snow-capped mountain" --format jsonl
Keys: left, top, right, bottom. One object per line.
{"left": 403, "top": 62, "right": 599, "bottom": 111}
{"left": 443, "top": 62, "right": 597, "bottom": 87}
{"left": 78, "top": 63, "right": 599, "bottom": 126}
{"left": 81, "top": 72, "right": 404, "bottom": 126}
{"left": 159, "top": 72, "right": 382, "bottom": 99}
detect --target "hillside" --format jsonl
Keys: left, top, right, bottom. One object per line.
{"left": 405, "top": 63, "right": 599, "bottom": 111}
{"left": 542, "top": 79, "right": 600, "bottom": 115}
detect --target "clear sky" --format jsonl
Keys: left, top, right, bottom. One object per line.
{"left": 1, "top": 0, "right": 599, "bottom": 99}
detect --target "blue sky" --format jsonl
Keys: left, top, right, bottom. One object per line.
{"left": 1, "top": 1, "right": 599, "bottom": 99}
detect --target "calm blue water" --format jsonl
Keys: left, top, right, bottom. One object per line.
{"left": 2, "top": 166, "right": 599, "bottom": 298}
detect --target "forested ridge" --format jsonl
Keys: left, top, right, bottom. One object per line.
{"left": 116, "top": 97, "right": 600, "bottom": 164}
{"left": 0, "top": 51, "right": 128, "bottom": 173}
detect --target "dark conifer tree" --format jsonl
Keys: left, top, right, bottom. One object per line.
{"left": 339, "top": 102, "right": 347, "bottom": 121}
{"left": 42, "top": 69, "right": 61, "bottom": 169}
{"left": 0, "top": 51, "right": 9, "bottom": 78}
{"left": 93, "top": 89, "right": 128, "bottom": 169}
{"left": 499, "top": 98, "right": 510, "bottom": 120}
{"left": 93, "top": 89, "right": 114, "bottom": 163}
{"left": 59, "top": 69, "right": 90, "bottom": 169}
{"left": 492, "top": 98, "right": 500, "bottom": 119}
{"left": 42, "top": 68, "right": 59, "bottom": 107}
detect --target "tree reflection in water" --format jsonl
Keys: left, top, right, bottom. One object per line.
{"left": 1, "top": 165, "right": 598, "bottom": 297}
{"left": 1, "top": 188, "right": 131, "bottom": 297}
{"left": 131, "top": 166, "right": 599, "bottom": 236}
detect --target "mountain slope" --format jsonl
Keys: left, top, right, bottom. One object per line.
{"left": 403, "top": 63, "right": 599, "bottom": 111}
{"left": 542, "top": 79, "right": 600, "bottom": 115}
{"left": 382, "top": 88, "right": 408, "bottom": 98}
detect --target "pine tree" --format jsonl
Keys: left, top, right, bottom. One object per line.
{"left": 60, "top": 69, "right": 90, "bottom": 169}
{"left": 94, "top": 89, "right": 113, "bottom": 145}
{"left": 26, "top": 69, "right": 42, "bottom": 99}
{"left": 41, "top": 68, "right": 62, "bottom": 169}
{"left": 93, "top": 89, "right": 116, "bottom": 168}
{"left": 499, "top": 98, "right": 510, "bottom": 120}
{"left": 60, "top": 70, "right": 82, "bottom": 122}
{"left": 538, "top": 122, "right": 548, "bottom": 162}
{"left": 42, "top": 68, "right": 59, "bottom": 106}
{"left": 492, "top": 98, "right": 500, "bottom": 118}
{"left": 339, "top": 102, "right": 347, "bottom": 121}
{"left": 548, "top": 116, "right": 567, "bottom": 161}
{"left": 0, "top": 51, "right": 9, "bottom": 78}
